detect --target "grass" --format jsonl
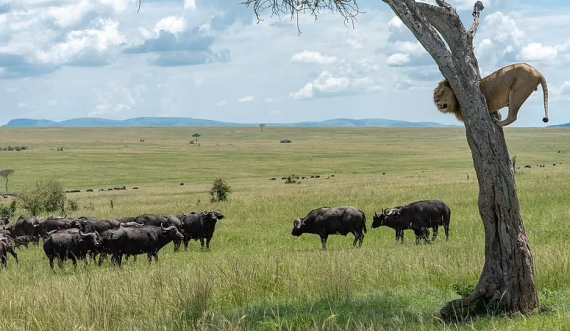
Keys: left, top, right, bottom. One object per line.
{"left": 0, "top": 127, "right": 570, "bottom": 330}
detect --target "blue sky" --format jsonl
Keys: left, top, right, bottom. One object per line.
{"left": 0, "top": 0, "right": 568, "bottom": 126}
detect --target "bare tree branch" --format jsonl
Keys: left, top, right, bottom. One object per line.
{"left": 382, "top": 0, "right": 453, "bottom": 71}
{"left": 138, "top": 0, "right": 142, "bottom": 13}
{"left": 469, "top": 1, "right": 484, "bottom": 37}
{"left": 241, "top": 0, "right": 364, "bottom": 35}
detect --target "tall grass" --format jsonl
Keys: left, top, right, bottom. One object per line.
{"left": 0, "top": 127, "right": 569, "bottom": 330}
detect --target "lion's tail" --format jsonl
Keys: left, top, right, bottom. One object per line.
{"left": 540, "top": 75, "right": 549, "bottom": 123}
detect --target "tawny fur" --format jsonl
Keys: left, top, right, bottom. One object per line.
{"left": 433, "top": 63, "right": 549, "bottom": 126}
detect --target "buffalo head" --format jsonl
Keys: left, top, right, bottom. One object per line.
{"left": 161, "top": 224, "right": 184, "bottom": 241}
{"left": 2, "top": 217, "right": 9, "bottom": 226}
{"left": 291, "top": 219, "right": 303, "bottom": 236}
{"left": 80, "top": 231, "right": 101, "bottom": 247}
{"left": 372, "top": 208, "right": 401, "bottom": 228}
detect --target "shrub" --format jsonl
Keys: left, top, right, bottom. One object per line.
{"left": 67, "top": 199, "right": 79, "bottom": 212}
{"left": 0, "top": 199, "right": 16, "bottom": 219}
{"left": 18, "top": 179, "right": 67, "bottom": 216}
{"left": 284, "top": 175, "right": 297, "bottom": 184}
{"left": 210, "top": 178, "right": 231, "bottom": 202}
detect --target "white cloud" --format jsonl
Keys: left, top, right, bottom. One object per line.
{"left": 388, "top": 16, "right": 403, "bottom": 30}
{"left": 386, "top": 53, "right": 410, "bottom": 66}
{"left": 154, "top": 16, "right": 186, "bottom": 35}
{"left": 184, "top": 0, "right": 196, "bottom": 11}
{"left": 216, "top": 100, "right": 226, "bottom": 106}
{"left": 291, "top": 51, "right": 337, "bottom": 65}
{"left": 238, "top": 96, "right": 255, "bottom": 103}
{"left": 289, "top": 70, "right": 381, "bottom": 100}
{"left": 18, "top": 102, "right": 29, "bottom": 108}
{"left": 518, "top": 43, "right": 558, "bottom": 61}
{"left": 346, "top": 38, "right": 363, "bottom": 49}
{"left": 46, "top": 1, "right": 93, "bottom": 28}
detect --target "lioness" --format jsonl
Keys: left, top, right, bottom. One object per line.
{"left": 433, "top": 63, "right": 549, "bottom": 126}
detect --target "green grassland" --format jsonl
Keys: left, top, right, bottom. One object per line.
{"left": 1, "top": 127, "right": 570, "bottom": 331}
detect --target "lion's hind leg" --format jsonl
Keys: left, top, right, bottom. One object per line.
{"left": 498, "top": 88, "right": 534, "bottom": 127}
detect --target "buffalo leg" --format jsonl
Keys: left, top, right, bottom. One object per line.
{"left": 206, "top": 236, "right": 212, "bottom": 251}
{"left": 200, "top": 238, "right": 205, "bottom": 251}
{"left": 320, "top": 235, "right": 328, "bottom": 250}
{"left": 174, "top": 240, "right": 181, "bottom": 252}
{"left": 184, "top": 238, "right": 189, "bottom": 251}
{"left": 1, "top": 255, "right": 6, "bottom": 268}
{"left": 432, "top": 226, "right": 439, "bottom": 242}
{"left": 9, "top": 248, "right": 18, "bottom": 265}
{"left": 147, "top": 253, "right": 152, "bottom": 264}
{"left": 49, "top": 256, "right": 55, "bottom": 270}
{"left": 352, "top": 232, "right": 358, "bottom": 247}
{"left": 359, "top": 232, "right": 364, "bottom": 247}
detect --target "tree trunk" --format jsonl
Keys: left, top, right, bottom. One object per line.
{"left": 381, "top": 0, "right": 538, "bottom": 317}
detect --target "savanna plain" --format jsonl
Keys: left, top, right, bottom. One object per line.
{"left": 0, "top": 127, "right": 570, "bottom": 331}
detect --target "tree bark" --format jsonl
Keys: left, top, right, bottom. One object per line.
{"left": 381, "top": 0, "right": 538, "bottom": 317}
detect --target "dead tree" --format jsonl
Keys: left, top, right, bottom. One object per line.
{"left": 241, "top": 0, "right": 539, "bottom": 318}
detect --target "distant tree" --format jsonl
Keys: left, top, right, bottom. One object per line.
{"left": 259, "top": 124, "right": 266, "bottom": 132}
{"left": 0, "top": 169, "right": 14, "bottom": 193}
{"left": 192, "top": 133, "right": 201, "bottom": 142}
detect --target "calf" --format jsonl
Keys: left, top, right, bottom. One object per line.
{"left": 291, "top": 206, "right": 367, "bottom": 250}
{"left": 13, "top": 235, "right": 40, "bottom": 249}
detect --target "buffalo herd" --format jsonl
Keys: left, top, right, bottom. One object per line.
{"left": 0, "top": 199, "right": 451, "bottom": 270}
{"left": 0, "top": 210, "right": 224, "bottom": 270}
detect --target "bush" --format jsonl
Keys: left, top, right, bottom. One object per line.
{"left": 18, "top": 179, "right": 67, "bottom": 216}
{"left": 210, "top": 178, "right": 231, "bottom": 202}
{"left": 67, "top": 199, "right": 79, "bottom": 212}
{"left": 0, "top": 199, "right": 16, "bottom": 219}
{"left": 285, "top": 175, "right": 297, "bottom": 184}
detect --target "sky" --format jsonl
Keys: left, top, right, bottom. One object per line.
{"left": 0, "top": 0, "right": 569, "bottom": 127}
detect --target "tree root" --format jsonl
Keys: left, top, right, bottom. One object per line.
{"left": 440, "top": 289, "right": 485, "bottom": 320}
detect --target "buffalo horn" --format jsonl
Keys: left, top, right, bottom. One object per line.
{"left": 161, "top": 223, "right": 175, "bottom": 231}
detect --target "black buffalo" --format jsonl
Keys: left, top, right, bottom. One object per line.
{"left": 372, "top": 199, "right": 451, "bottom": 244}
{"left": 38, "top": 218, "right": 81, "bottom": 237}
{"left": 79, "top": 217, "right": 120, "bottom": 234}
{"left": 105, "top": 224, "right": 184, "bottom": 267}
{"left": 43, "top": 228, "right": 101, "bottom": 270}
{"left": 136, "top": 214, "right": 185, "bottom": 251}
{"left": 180, "top": 211, "right": 224, "bottom": 251}
{"left": 12, "top": 216, "right": 39, "bottom": 237}
{"left": 13, "top": 235, "right": 40, "bottom": 249}
{"left": 0, "top": 235, "right": 18, "bottom": 268}
{"left": 291, "top": 206, "right": 367, "bottom": 250}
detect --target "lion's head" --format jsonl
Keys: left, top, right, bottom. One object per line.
{"left": 433, "top": 80, "right": 462, "bottom": 121}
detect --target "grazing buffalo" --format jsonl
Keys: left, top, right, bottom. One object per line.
{"left": 1, "top": 217, "right": 8, "bottom": 226}
{"left": 43, "top": 228, "right": 101, "bottom": 270}
{"left": 372, "top": 199, "right": 451, "bottom": 244}
{"left": 291, "top": 206, "right": 367, "bottom": 250}
{"left": 0, "top": 235, "right": 18, "bottom": 268}
{"left": 180, "top": 211, "right": 224, "bottom": 251}
{"left": 79, "top": 218, "right": 120, "bottom": 234}
{"left": 105, "top": 224, "right": 184, "bottom": 267}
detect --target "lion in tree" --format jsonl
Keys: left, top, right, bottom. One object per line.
{"left": 433, "top": 63, "right": 549, "bottom": 126}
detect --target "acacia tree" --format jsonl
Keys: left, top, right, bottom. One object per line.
{"left": 192, "top": 133, "right": 201, "bottom": 142}
{"left": 0, "top": 169, "right": 15, "bottom": 193}
{"left": 242, "top": 0, "right": 538, "bottom": 318}
{"left": 259, "top": 123, "right": 266, "bottom": 132}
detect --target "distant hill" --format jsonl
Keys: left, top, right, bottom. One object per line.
{"left": 2, "top": 117, "right": 458, "bottom": 128}
{"left": 548, "top": 123, "right": 570, "bottom": 128}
